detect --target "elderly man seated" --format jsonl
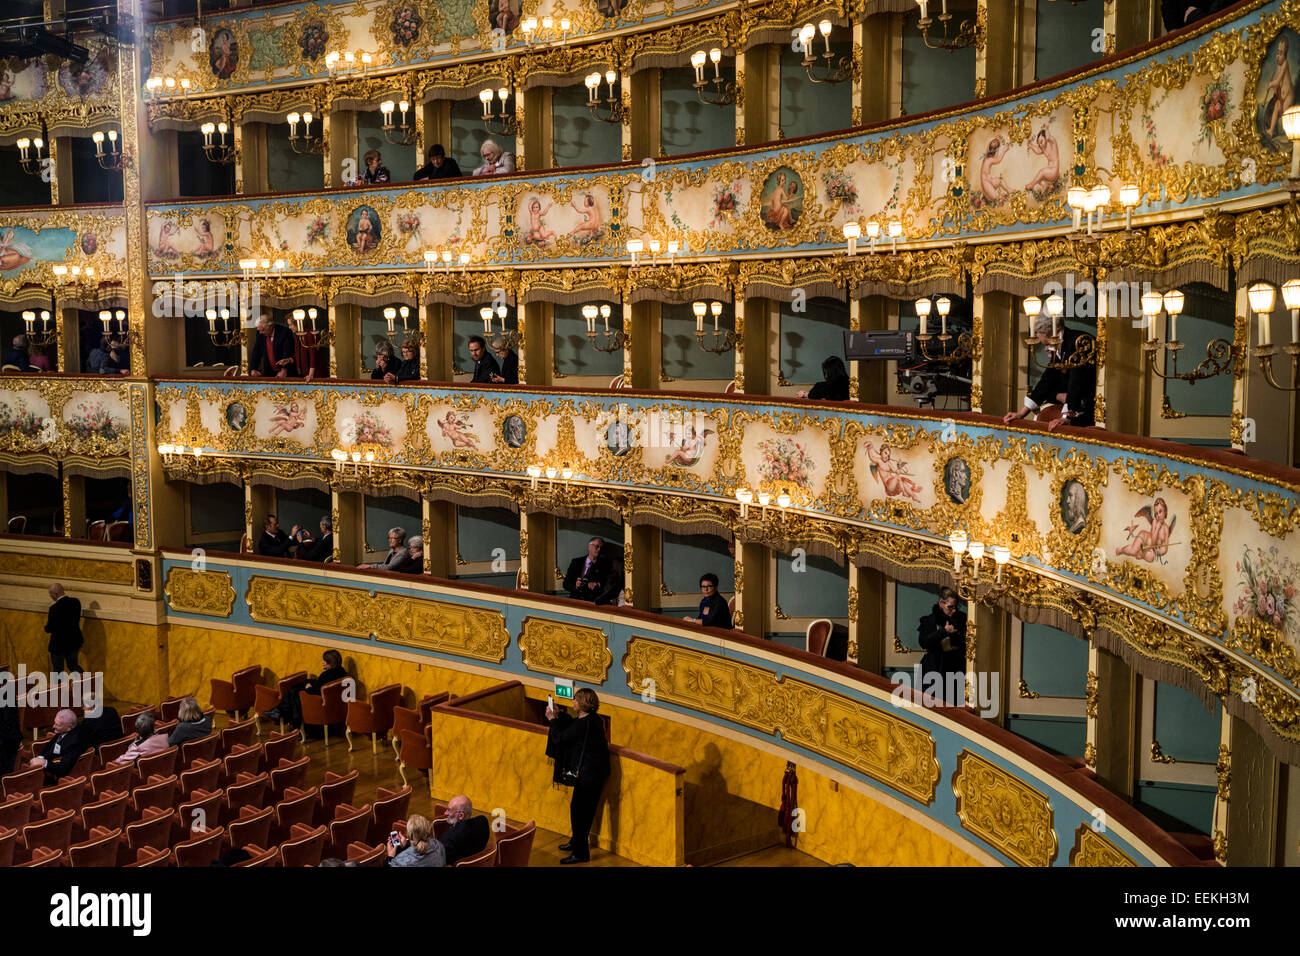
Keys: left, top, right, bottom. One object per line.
{"left": 359, "top": 527, "right": 410, "bottom": 571}
{"left": 438, "top": 795, "right": 491, "bottom": 865}
{"left": 473, "top": 139, "right": 515, "bottom": 177}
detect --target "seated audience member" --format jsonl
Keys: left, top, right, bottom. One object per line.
{"left": 489, "top": 336, "right": 519, "bottom": 385}
{"left": 438, "top": 795, "right": 490, "bottom": 865}
{"left": 29, "top": 706, "right": 121, "bottom": 781}
{"left": 1001, "top": 314, "right": 1095, "bottom": 432}
{"left": 27, "top": 345, "right": 51, "bottom": 371}
{"left": 371, "top": 343, "right": 400, "bottom": 383}
{"left": 114, "top": 711, "right": 170, "bottom": 766}
{"left": 87, "top": 335, "right": 128, "bottom": 375}
{"left": 258, "top": 514, "right": 294, "bottom": 558}
{"left": 167, "top": 696, "right": 212, "bottom": 748}
{"left": 563, "top": 537, "right": 612, "bottom": 603}
{"left": 472, "top": 139, "right": 515, "bottom": 177}
{"left": 397, "top": 536, "right": 424, "bottom": 573}
{"left": 288, "top": 314, "right": 326, "bottom": 382}
{"left": 262, "top": 649, "right": 347, "bottom": 729}
{"left": 293, "top": 516, "right": 334, "bottom": 562}
{"left": 684, "top": 572, "right": 732, "bottom": 628}
{"left": 362, "top": 149, "right": 391, "bottom": 184}
{"left": 0, "top": 672, "right": 19, "bottom": 778}
{"left": 248, "top": 314, "right": 298, "bottom": 378}
{"left": 917, "top": 587, "right": 966, "bottom": 705}
{"left": 386, "top": 814, "right": 446, "bottom": 867}
{"left": 396, "top": 342, "right": 421, "bottom": 382}
{"left": 1161, "top": 0, "right": 1232, "bottom": 31}
{"left": 468, "top": 335, "right": 500, "bottom": 383}
{"left": 414, "top": 143, "right": 462, "bottom": 181}
{"left": 797, "top": 355, "right": 850, "bottom": 401}
{"left": 358, "top": 527, "right": 410, "bottom": 571}
{"left": 4, "top": 334, "right": 31, "bottom": 369}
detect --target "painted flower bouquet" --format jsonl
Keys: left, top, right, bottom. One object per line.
{"left": 1234, "top": 546, "right": 1297, "bottom": 636}
{"left": 1201, "top": 81, "right": 1230, "bottom": 125}
{"left": 353, "top": 410, "right": 393, "bottom": 448}
{"left": 298, "top": 21, "right": 328, "bottom": 61}
{"left": 67, "top": 401, "right": 122, "bottom": 441}
{"left": 391, "top": 5, "right": 423, "bottom": 46}
{"left": 711, "top": 181, "right": 744, "bottom": 227}
{"left": 0, "top": 400, "right": 44, "bottom": 438}
{"left": 757, "top": 436, "right": 814, "bottom": 487}
{"left": 397, "top": 213, "right": 422, "bottom": 239}
{"left": 306, "top": 217, "right": 329, "bottom": 245}
{"left": 822, "top": 168, "right": 860, "bottom": 214}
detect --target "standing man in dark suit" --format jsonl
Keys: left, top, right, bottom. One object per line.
{"left": 563, "top": 538, "right": 612, "bottom": 602}
{"left": 916, "top": 587, "right": 967, "bottom": 705}
{"left": 438, "top": 795, "right": 491, "bottom": 864}
{"left": 545, "top": 688, "right": 610, "bottom": 864}
{"left": 248, "top": 313, "right": 298, "bottom": 378}
{"left": 257, "top": 514, "right": 294, "bottom": 557}
{"left": 45, "top": 583, "right": 83, "bottom": 673}
{"left": 489, "top": 336, "right": 519, "bottom": 384}
{"left": 467, "top": 335, "right": 500, "bottom": 384}
{"left": 1002, "top": 315, "right": 1096, "bottom": 431}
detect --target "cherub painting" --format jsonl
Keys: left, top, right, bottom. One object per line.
{"left": 1258, "top": 30, "right": 1299, "bottom": 150}
{"left": 153, "top": 221, "right": 180, "bottom": 260}
{"left": 570, "top": 193, "right": 604, "bottom": 243}
{"left": 491, "top": 0, "right": 522, "bottom": 35}
{"left": 1115, "top": 497, "right": 1177, "bottom": 563}
{"left": 524, "top": 198, "right": 555, "bottom": 246}
{"left": 664, "top": 426, "right": 714, "bottom": 467}
{"left": 863, "top": 441, "right": 923, "bottom": 503}
{"left": 193, "top": 218, "right": 216, "bottom": 259}
{"left": 0, "top": 229, "right": 33, "bottom": 272}
{"left": 761, "top": 169, "right": 803, "bottom": 231}
{"left": 209, "top": 28, "right": 238, "bottom": 80}
{"left": 346, "top": 206, "right": 381, "bottom": 255}
{"left": 438, "top": 410, "right": 480, "bottom": 450}
{"left": 978, "top": 137, "right": 1011, "bottom": 207}
{"left": 269, "top": 402, "right": 307, "bottom": 437}
{"left": 1023, "top": 126, "right": 1061, "bottom": 200}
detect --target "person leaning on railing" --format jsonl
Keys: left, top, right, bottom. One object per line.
{"left": 1001, "top": 315, "right": 1095, "bottom": 432}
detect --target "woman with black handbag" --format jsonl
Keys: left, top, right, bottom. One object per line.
{"left": 545, "top": 687, "right": 610, "bottom": 864}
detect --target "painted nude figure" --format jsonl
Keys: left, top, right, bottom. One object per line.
{"left": 570, "top": 193, "right": 603, "bottom": 240}
{"left": 1116, "top": 497, "right": 1176, "bottom": 563}
{"left": 269, "top": 401, "right": 307, "bottom": 437}
{"left": 979, "top": 137, "right": 1011, "bottom": 205}
{"left": 526, "top": 198, "right": 554, "bottom": 245}
{"left": 438, "top": 410, "right": 480, "bottom": 450}
{"left": 863, "top": 441, "right": 923, "bottom": 503}
{"left": 1264, "top": 35, "right": 1295, "bottom": 139}
{"left": 1024, "top": 127, "right": 1060, "bottom": 195}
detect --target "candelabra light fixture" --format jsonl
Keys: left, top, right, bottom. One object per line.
{"left": 238, "top": 257, "right": 286, "bottom": 281}
{"left": 1247, "top": 280, "right": 1300, "bottom": 391}
{"left": 914, "top": 0, "right": 981, "bottom": 50}
{"left": 97, "top": 309, "right": 137, "bottom": 347}
{"left": 583, "top": 303, "right": 624, "bottom": 352}
{"left": 291, "top": 307, "right": 331, "bottom": 348}
{"left": 1022, "top": 293, "right": 1094, "bottom": 371}
{"left": 91, "top": 129, "right": 125, "bottom": 170}
{"left": 948, "top": 530, "right": 1012, "bottom": 603}
{"left": 797, "top": 20, "right": 851, "bottom": 84}
{"left": 520, "top": 15, "right": 571, "bottom": 44}
{"left": 843, "top": 220, "right": 887, "bottom": 254}
{"left": 383, "top": 305, "right": 420, "bottom": 347}
{"left": 145, "top": 76, "right": 196, "bottom": 98}
{"left": 15, "top": 135, "right": 46, "bottom": 176}
{"left": 423, "top": 248, "right": 472, "bottom": 273}
{"left": 733, "top": 486, "right": 794, "bottom": 522}
{"left": 324, "top": 50, "right": 373, "bottom": 75}
{"left": 285, "top": 110, "right": 326, "bottom": 154}
{"left": 914, "top": 297, "right": 973, "bottom": 363}
{"left": 480, "top": 305, "right": 520, "bottom": 349}
{"left": 693, "top": 300, "right": 737, "bottom": 354}
{"left": 1066, "top": 183, "right": 1113, "bottom": 235}
{"left": 690, "top": 48, "right": 738, "bottom": 105}
{"left": 204, "top": 308, "right": 242, "bottom": 348}
{"left": 21, "top": 310, "right": 56, "bottom": 348}
{"left": 330, "top": 447, "right": 379, "bottom": 476}
{"left": 584, "top": 70, "right": 626, "bottom": 124}
{"left": 480, "top": 86, "right": 517, "bottom": 135}
{"left": 625, "top": 237, "right": 681, "bottom": 267}
{"left": 1139, "top": 289, "right": 1232, "bottom": 386}
{"left": 199, "top": 116, "right": 237, "bottom": 165}
{"left": 380, "top": 98, "right": 417, "bottom": 146}
{"left": 51, "top": 263, "right": 98, "bottom": 300}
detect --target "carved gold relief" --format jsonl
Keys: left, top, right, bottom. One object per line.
{"left": 164, "top": 567, "right": 236, "bottom": 618}
{"left": 0, "top": 552, "right": 134, "bottom": 587}
{"left": 952, "top": 749, "right": 1058, "bottom": 867}
{"left": 1069, "top": 826, "right": 1137, "bottom": 867}
{"left": 518, "top": 615, "right": 612, "bottom": 684}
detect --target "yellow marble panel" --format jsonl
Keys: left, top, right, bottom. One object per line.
{"left": 245, "top": 575, "right": 509, "bottom": 663}
{"left": 518, "top": 615, "right": 611, "bottom": 684}
{"left": 0, "top": 552, "right": 133, "bottom": 586}
{"left": 953, "top": 750, "right": 1058, "bottom": 867}
{"left": 2, "top": 610, "right": 161, "bottom": 707}
{"left": 429, "top": 707, "right": 685, "bottom": 867}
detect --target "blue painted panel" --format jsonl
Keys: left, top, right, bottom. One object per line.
{"left": 553, "top": 83, "right": 622, "bottom": 168}
{"left": 555, "top": 303, "right": 622, "bottom": 377}
{"left": 1021, "top": 623, "right": 1087, "bottom": 698}
{"left": 363, "top": 494, "right": 421, "bottom": 552}
{"left": 779, "top": 297, "right": 848, "bottom": 384}
{"left": 662, "top": 302, "right": 734, "bottom": 379}
{"left": 662, "top": 531, "right": 733, "bottom": 594}
{"left": 661, "top": 64, "right": 735, "bottom": 156}
{"left": 457, "top": 507, "right": 518, "bottom": 563}
{"left": 189, "top": 482, "right": 243, "bottom": 536}
{"left": 1007, "top": 715, "right": 1086, "bottom": 757}
{"left": 901, "top": 21, "right": 976, "bottom": 118}
{"left": 1136, "top": 782, "right": 1216, "bottom": 836}
{"left": 1153, "top": 682, "right": 1221, "bottom": 764}
{"left": 1035, "top": 0, "right": 1105, "bottom": 81}
{"left": 779, "top": 32, "right": 852, "bottom": 139}
{"left": 776, "top": 551, "right": 847, "bottom": 618}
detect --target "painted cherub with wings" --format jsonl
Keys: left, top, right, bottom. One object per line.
{"left": 1115, "top": 496, "right": 1175, "bottom": 563}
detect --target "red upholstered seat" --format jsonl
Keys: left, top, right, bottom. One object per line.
{"left": 345, "top": 683, "right": 401, "bottom": 753}
{"left": 0, "top": 824, "right": 17, "bottom": 867}
{"left": 225, "top": 772, "right": 268, "bottom": 815}
{"left": 315, "top": 770, "right": 358, "bottom": 825}
{"left": 300, "top": 678, "right": 349, "bottom": 746}
{"left": 135, "top": 746, "right": 179, "bottom": 783}
{"left": 222, "top": 743, "right": 262, "bottom": 782}
{"left": 120, "top": 807, "right": 172, "bottom": 863}
{"left": 68, "top": 826, "right": 122, "bottom": 867}
{"left": 495, "top": 820, "right": 536, "bottom": 867}
{"left": 260, "top": 731, "right": 299, "bottom": 771}
{"left": 805, "top": 619, "right": 832, "bottom": 656}
{"left": 328, "top": 803, "right": 373, "bottom": 858}
{"left": 269, "top": 756, "right": 309, "bottom": 802}
{"left": 272, "top": 786, "right": 319, "bottom": 844}
{"left": 172, "top": 826, "right": 225, "bottom": 867}
{"left": 17, "top": 846, "right": 64, "bottom": 866}
{"left": 129, "top": 774, "right": 178, "bottom": 819}
{"left": 454, "top": 844, "right": 496, "bottom": 867}
{"left": 254, "top": 671, "right": 308, "bottom": 736}
{"left": 89, "top": 761, "right": 133, "bottom": 799}
{"left": 219, "top": 717, "right": 258, "bottom": 755}
{"left": 0, "top": 792, "right": 35, "bottom": 832}
{"left": 225, "top": 804, "right": 274, "bottom": 850}
{"left": 397, "top": 725, "right": 433, "bottom": 797}
{"left": 97, "top": 734, "right": 135, "bottom": 767}
{"left": 125, "top": 846, "right": 170, "bottom": 867}
{"left": 210, "top": 665, "right": 262, "bottom": 719}
{"left": 174, "top": 788, "right": 224, "bottom": 842}
{"left": 279, "top": 823, "right": 328, "bottom": 867}
{"left": 119, "top": 706, "right": 151, "bottom": 737}
{"left": 180, "top": 732, "right": 221, "bottom": 768}
{"left": 19, "top": 808, "right": 75, "bottom": 861}
{"left": 346, "top": 841, "right": 385, "bottom": 867}
{"left": 2, "top": 765, "right": 45, "bottom": 800}
{"left": 232, "top": 843, "right": 279, "bottom": 867}
{"left": 39, "top": 775, "right": 86, "bottom": 817}
{"left": 179, "top": 758, "right": 222, "bottom": 798}
{"left": 367, "top": 785, "right": 412, "bottom": 846}
{"left": 78, "top": 790, "right": 128, "bottom": 839}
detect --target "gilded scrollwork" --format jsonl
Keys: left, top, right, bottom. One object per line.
{"left": 952, "top": 749, "right": 1058, "bottom": 868}
{"left": 518, "top": 615, "right": 612, "bottom": 683}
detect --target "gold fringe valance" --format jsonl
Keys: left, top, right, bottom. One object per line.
{"left": 853, "top": 276, "right": 966, "bottom": 299}
{"left": 331, "top": 288, "right": 417, "bottom": 310}
{"left": 0, "top": 452, "right": 58, "bottom": 477}
{"left": 747, "top": 279, "right": 846, "bottom": 303}
{"left": 630, "top": 281, "right": 732, "bottom": 305}
{"left": 1237, "top": 254, "right": 1300, "bottom": 288}
{"left": 422, "top": 484, "right": 520, "bottom": 512}
{"left": 62, "top": 460, "right": 131, "bottom": 480}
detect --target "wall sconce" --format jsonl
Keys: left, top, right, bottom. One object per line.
{"left": 1248, "top": 280, "right": 1300, "bottom": 391}
{"left": 21, "top": 310, "right": 56, "bottom": 348}
{"left": 914, "top": 0, "right": 981, "bottom": 51}
{"left": 915, "top": 296, "right": 972, "bottom": 363}
{"left": 521, "top": 15, "right": 570, "bottom": 44}
{"left": 91, "top": 129, "right": 125, "bottom": 171}
{"left": 383, "top": 305, "right": 418, "bottom": 347}
{"left": 1068, "top": 184, "right": 1110, "bottom": 235}
{"left": 949, "top": 529, "right": 1012, "bottom": 601}
{"left": 480, "top": 86, "right": 517, "bottom": 135}
{"left": 797, "top": 20, "right": 851, "bottom": 84}
{"left": 324, "top": 50, "right": 373, "bottom": 75}
{"left": 1283, "top": 105, "right": 1300, "bottom": 180}
{"left": 380, "top": 99, "right": 417, "bottom": 146}
{"left": 97, "top": 308, "right": 136, "bottom": 347}
{"left": 1023, "top": 293, "right": 1093, "bottom": 372}
{"left": 15, "top": 136, "right": 45, "bottom": 176}
{"left": 286, "top": 111, "right": 325, "bottom": 154}
{"left": 1139, "top": 288, "right": 1231, "bottom": 389}
{"left": 842, "top": 221, "right": 862, "bottom": 255}
{"left": 690, "top": 48, "right": 738, "bottom": 105}
{"left": 199, "top": 119, "right": 237, "bottom": 165}
{"left": 735, "top": 486, "right": 753, "bottom": 519}
{"left": 887, "top": 219, "right": 903, "bottom": 252}
{"left": 1119, "top": 183, "right": 1141, "bottom": 230}
{"left": 205, "top": 308, "right": 242, "bottom": 348}
{"left": 583, "top": 303, "right": 624, "bottom": 353}
{"left": 585, "top": 70, "right": 625, "bottom": 125}
{"left": 693, "top": 299, "right": 737, "bottom": 354}
{"left": 291, "top": 307, "right": 332, "bottom": 348}
{"left": 145, "top": 76, "right": 195, "bottom": 98}
{"left": 480, "top": 304, "right": 520, "bottom": 349}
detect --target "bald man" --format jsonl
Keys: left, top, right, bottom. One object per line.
{"left": 438, "top": 794, "right": 490, "bottom": 865}
{"left": 29, "top": 709, "right": 90, "bottom": 781}
{"left": 45, "top": 583, "right": 83, "bottom": 673}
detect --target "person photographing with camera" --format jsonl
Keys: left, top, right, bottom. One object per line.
{"left": 385, "top": 814, "right": 445, "bottom": 867}
{"left": 545, "top": 688, "right": 610, "bottom": 864}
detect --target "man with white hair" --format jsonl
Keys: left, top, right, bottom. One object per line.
{"left": 248, "top": 313, "right": 297, "bottom": 378}
{"left": 1002, "top": 313, "right": 1096, "bottom": 432}
{"left": 29, "top": 709, "right": 89, "bottom": 780}
{"left": 473, "top": 139, "right": 515, "bottom": 177}
{"left": 45, "top": 582, "right": 83, "bottom": 673}
{"left": 438, "top": 795, "right": 490, "bottom": 865}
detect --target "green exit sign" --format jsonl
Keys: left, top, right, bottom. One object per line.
{"left": 554, "top": 678, "right": 574, "bottom": 700}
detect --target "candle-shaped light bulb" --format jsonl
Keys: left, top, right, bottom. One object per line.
{"left": 100, "top": 310, "right": 111, "bottom": 333}
{"left": 693, "top": 300, "right": 706, "bottom": 333}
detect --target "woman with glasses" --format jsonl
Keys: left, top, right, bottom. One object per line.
{"left": 684, "top": 572, "right": 731, "bottom": 628}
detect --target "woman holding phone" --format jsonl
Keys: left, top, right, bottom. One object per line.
{"left": 545, "top": 687, "right": 610, "bottom": 864}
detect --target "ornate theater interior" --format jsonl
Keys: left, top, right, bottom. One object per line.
{"left": 0, "top": 0, "right": 1297, "bottom": 876}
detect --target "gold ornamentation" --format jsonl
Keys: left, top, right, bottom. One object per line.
{"left": 1216, "top": 744, "right": 1231, "bottom": 801}
{"left": 1085, "top": 670, "right": 1099, "bottom": 719}
{"left": 1212, "top": 829, "right": 1227, "bottom": 863}
{"left": 1150, "top": 740, "right": 1176, "bottom": 764}
{"left": 1069, "top": 826, "right": 1136, "bottom": 867}
{"left": 164, "top": 567, "right": 236, "bottom": 617}
{"left": 1017, "top": 679, "right": 1040, "bottom": 699}
{"left": 952, "top": 749, "right": 1058, "bottom": 867}
{"left": 1084, "top": 741, "right": 1097, "bottom": 768}
{"left": 623, "top": 637, "right": 940, "bottom": 804}
{"left": 0, "top": 552, "right": 133, "bottom": 586}
{"left": 245, "top": 575, "right": 509, "bottom": 663}
{"left": 519, "top": 616, "right": 612, "bottom": 684}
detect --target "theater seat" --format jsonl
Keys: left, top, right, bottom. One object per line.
{"left": 78, "top": 790, "right": 128, "bottom": 838}
{"left": 368, "top": 785, "right": 412, "bottom": 845}
{"left": 97, "top": 734, "right": 135, "bottom": 767}
{"left": 0, "top": 792, "right": 34, "bottom": 832}
{"left": 175, "top": 788, "right": 224, "bottom": 842}
{"left": 222, "top": 743, "right": 262, "bottom": 782}
{"left": 219, "top": 717, "right": 257, "bottom": 755}
{"left": 39, "top": 775, "right": 87, "bottom": 817}
{"left": 346, "top": 841, "right": 385, "bottom": 867}
{"left": 180, "top": 732, "right": 221, "bottom": 768}
{"left": 120, "top": 808, "right": 172, "bottom": 863}
{"left": 2, "top": 765, "right": 45, "bottom": 801}
{"left": 279, "top": 823, "right": 328, "bottom": 867}
{"left": 805, "top": 619, "right": 833, "bottom": 656}
{"left": 225, "top": 772, "right": 269, "bottom": 814}
{"left": 210, "top": 665, "right": 262, "bottom": 719}
{"left": 346, "top": 683, "right": 401, "bottom": 753}
{"left": 495, "top": 820, "right": 536, "bottom": 867}
{"left": 130, "top": 774, "right": 178, "bottom": 819}
{"left": 454, "top": 844, "right": 496, "bottom": 867}
{"left": 69, "top": 826, "right": 122, "bottom": 867}
{"left": 316, "top": 770, "right": 358, "bottom": 825}
{"left": 269, "top": 755, "right": 310, "bottom": 802}
{"left": 172, "top": 826, "right": 225, "bottom": 867}
{"left": 125, "top": 846, "right": 170, "bottom": 867}
{"left": 225, "top": 805, "right": 274, "bottom": 850}
{"left": 272, "top": 786, "right": 319, "bottom": 844}
{"left": 232, "top": 844, "right": 279, "bottom": 867}
{"left": 397, "top": 725, "right": 433, "bottom": 797}
{"left": 300, "top": 678, "right": 349, "bottom": 746}
{"left": 254, "top": 671, "right": 307, "bottom": 736}
{"left": 179, "top": 758, "right": 222, "bottom": 798}
{"left": 17, "top": 846, "right": 65, "bottom": 867}
{"left": 328, "top": 803, "right": 372, "bottom": 858}
{"left": 260, "top": 730, "right": 299, "bottom": 771}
